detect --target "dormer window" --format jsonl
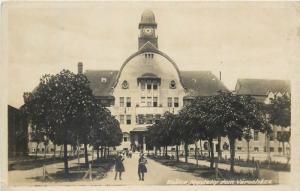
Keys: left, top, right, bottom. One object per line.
{"left": 101, "top": 77, "right": 107, "bottom": 83}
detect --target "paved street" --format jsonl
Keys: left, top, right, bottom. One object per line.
{"left": 97, "top": 152, "right": 204, "bottom": 185}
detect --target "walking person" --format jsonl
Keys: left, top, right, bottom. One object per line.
{"left": 138, "top": 153, "right": 147, "bottom": 181}
{"left": 114, "top": 152, "right": 125, "bottom": 180}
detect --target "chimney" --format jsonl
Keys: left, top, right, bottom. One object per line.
{"left": 78, "top": 62, "right": 83, "bottom": 74}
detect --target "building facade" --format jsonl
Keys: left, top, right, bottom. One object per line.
{"left": 84, "top": 10, "right": 227, "bottom": 151}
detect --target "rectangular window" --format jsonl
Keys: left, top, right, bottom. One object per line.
{"left": 237, "top": 147, "right": 242, "bottom": 151}
{"left": 141, "top": 97, "right": 146, "bottom": 107}
{"left": 147, "top": 84, "right": 152, "bottom": 90}
{"left": 167, "top": 97, "right": 172, "bottom": 107}
{"left": 126, "top": 97, "right": 131, "bottom": 107}
{"left": 270, "top": 147, "right": 274, "bottom": 152}
{"left": 153, "top": 97, "right": 158, "bottom": 107}
{"left": 254, "top": 147, "right": 259, "bottom": 152}
{"left": 141, "top": 83, "right": 145, "bottom": 90}
{"left": 137, "top": 115, "right": 145, "bottom": 124}
{"left": 147, "top": 97, "right": 152, "bottom": 107}
{"left": 120, "top": 97, "right": 124, "bottom": 107}
{"left": 120, "top": 115, "right": 124, "bottom": 124}
{"left": 254, "top": 131, "right": 259, "bottom": 141}
{"left": 153, "top": 84, "right": 158, "bottom": 90}
{"left": 174, "top": 97, "right": 179, "bottom": 107}
{"left": 126, "top": 115, "right": 131, "bottom": 125}
{"left": 146, "top": 114, "right": 153, "bottom": 124}
{"left": 269, "top": 132, "right": 274, "bottom": 141}
{"left": 123, "top": 137, "right": 127, "bottom": 142}
{"left": 278, "top": 147, "right": 282, "bottom": 153}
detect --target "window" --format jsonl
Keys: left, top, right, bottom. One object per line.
{"left": 153, "top": 84, "right": 158, "bottom": 90}
{"left": 254, "top": 147, "right": 259, "bottom": 152}
{"left": 119, "top": 115, "right": 124, "bottom": 124}
{"left": 147, "top": 84, "right": 152, "bottom": 90}
{"left": 123, "top": 137, "right": 128, "bottom": 142}
{"left": 120, "top": 97, "right": 124, "bottom": 107}
{"left": 167, "top": 97, "right": 172, "bottom": 107}
{"left": 237, "top": 147, "right": 242, "bottom": 151}
{"left": 137, "top": 115, "right": 145, "bottom": 124}
{"left": 174, "top": 97, "right": 179, "bottom": 107}
{"left": 278, "top": 147, "right": 282, "bottom": 153}
{"left": 153, "top": 97, "right": 158, "bottom": 107}
{"left": 141, "top": 97, "right": 146, "bottom": 106}
{"left": 146, "top": 114, "right": 153, "bottom": 124}
{"left": 101, "top": 77, "right": 107, "bottom": 83}
{"left": 254, "top": 131, "right": 259, "bottom": 141}
{"left": 126, "top": 97, "right": 131, "bottom": 107}
{"left": 147, "top": 97, "right": 152, "bottom": 107}
{"left": 269, "top": 132, "right": 274, "bottom": 141}
{"left": 141, "top": 83, "right": 145, "bottom": 90}
{"left": 270, "top": 147, "right": 274, "bottom": 152}
{"left": 126, "top": 115, "right": 131, "bottom": 125}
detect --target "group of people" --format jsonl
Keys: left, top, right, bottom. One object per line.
{"left": 114, "top": 151, "right": 147, "bottom": 181}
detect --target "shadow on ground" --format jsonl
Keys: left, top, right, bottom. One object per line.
{"left": 150, "top": 156, "right": 278, "bottom": 183}
{"left": 27, "top": 158, "right": 115, "bottom": 182}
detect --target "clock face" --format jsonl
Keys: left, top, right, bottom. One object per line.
{"left": 143, "top": 27, "right": 153, "bottom": 35}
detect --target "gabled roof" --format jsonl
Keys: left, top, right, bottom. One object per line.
{"left": 235, "top": 79, "right": 290, "bottom": 96}
{"left": 85, "top": 70, "right": 118, "bottom": 97}
{"left": 85, "top": 70, "right": 228, "bottom": 98}
{"left": 181, "top": 71, "right": 228, "bottom": 98}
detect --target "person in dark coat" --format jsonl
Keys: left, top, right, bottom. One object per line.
{"left": 138, "top": 153, "right": 147, "bottom": 181}
{"left": 114, "top": 153, "right": 125, "bottom": 180}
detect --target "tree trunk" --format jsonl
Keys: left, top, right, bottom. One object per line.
{"left": 100, "top": 146, "right": 103, "bottom": 158}
{"left": 282, "top": 142, "right": 285, "bottom": 155}
{"left": 59, "top": 145, "right": 63, "bottom": 158}
{"left": 84, "top": 142, "right": 89, "bottom": 167}
{"left": 195, "top": 141, "right": 198, "bottom": 166}
{"left": 176, "top": 145, "right": 179, "bottom": 162}
{"left": 53, "top": 144, "right": 56, "bottom": 158}
{"left": 108, "top": 147, "right": 110, "bottom": 156}
{"left": 209, "top": 138, "right": 214, "bottom": 169}
{"left": 63, "top": 142, "right": 69, "bottom": 175}
{"left": 165, "top": 146, "right": 168, "bottom": 156}
{"left": 44, "top": 144, "right": 47, "bottom": 159}
{"left": 97, "top": 147, "right": 99, "bottom": 160}
{"left": 247, "top": 140, "right": 250, "bottom": 162}
{"left": 184, "top": 142, "right": 188, "bottom": 163}
{"left": 215, "top": 136, "right": 221, "bottom": 179}
{"left": 229, "top": 138, "right": 235, "bottom": 174}
{"left": 266, "top": 134, "right": 271, "bottom": 163}
{"left": 199, "top": 139, "right": 203, "bottom": 156}
{"left": 35, "top": 142, "right": 39, "bottom": 160}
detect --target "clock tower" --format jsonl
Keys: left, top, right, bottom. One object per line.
{"left": 138, "top": 10, "right": 158, "bottom": 49}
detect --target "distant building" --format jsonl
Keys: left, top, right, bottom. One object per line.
{"left": 234, "top": 79, "right": 291, "bottom": 154}
{"left": 83, "top": 10, "right": 227, "bottom": 151}
{"left": 8, "top": 105, "right": 28, "bottom": 158}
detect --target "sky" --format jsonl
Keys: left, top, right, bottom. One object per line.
{"left": 4, "top": 1, "right": 300, "bottom": 108}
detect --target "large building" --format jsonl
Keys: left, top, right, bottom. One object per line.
{"left": 234, "top": 79, "right": 291, "bottom": 155}
{"left": 83, "top": 10, "right": 227, "bottom": 151}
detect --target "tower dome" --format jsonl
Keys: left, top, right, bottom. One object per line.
{"left": 139, "top": 9, "right": 157, "bottom": 28}
{"left": 141, "top": 9, "right": 155, "bottom": 24}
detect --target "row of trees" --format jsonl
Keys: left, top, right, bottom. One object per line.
{"left": 22, "top": 70, "right": 122, "bottom": 174}
{"left": 147, "top": 91, "right": 291, "bottom": 175}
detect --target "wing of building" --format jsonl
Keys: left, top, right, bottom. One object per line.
{"left": 234, "top": 78, "right": 291, "bottom": 155}
{"left": 82, "top": 10, "right": 227, "bottom": 151}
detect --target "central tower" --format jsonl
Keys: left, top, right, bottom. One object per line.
{"left": 138, "top": 10, "right": 158, "bottom": 49}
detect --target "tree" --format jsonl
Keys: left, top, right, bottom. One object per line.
{"left": 22, "top": 70, "right": 96, "bottom": 174}
{"left": 268, "top": 95, "right": 291, "bottom": 156}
